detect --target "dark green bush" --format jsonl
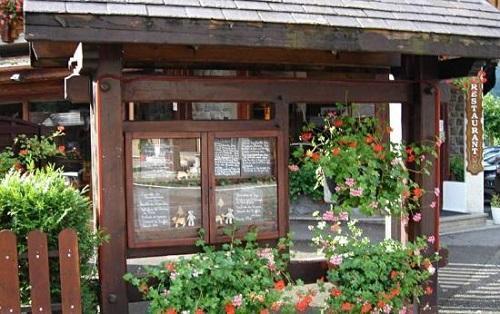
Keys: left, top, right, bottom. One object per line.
{"left": 449, "top": 155, "right": 465, "bottom": 182}
{"left": 0, "top": 167, "right": 104, "bottom": 313}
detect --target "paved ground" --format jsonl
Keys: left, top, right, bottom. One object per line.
{"left": 439, "top": 227, "right": 500, "bottom": 313}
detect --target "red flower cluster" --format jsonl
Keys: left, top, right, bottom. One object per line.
{"left": 295, "top": 294, "right": 313, "bottom": 312}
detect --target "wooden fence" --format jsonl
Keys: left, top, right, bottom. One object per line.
{"left": 0, "top": 229, "right": 82, "bottom": 314}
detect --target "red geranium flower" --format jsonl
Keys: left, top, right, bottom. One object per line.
{"left": 425, "top": 286, "right": 433, "bottom": 295}
{"left": 195, "top": 309, "right": 204, "bottom": 314}
{"left": 164, "top": 309, "right": 177, "bottom": 314}
{"left": 341, "top": 302, "right": 354, "bottom": 311}
{"left": 58, "top": 145, "right": 66, "bottom": 154}
{"left": 334, "top": 119, "right": 344, "bottom": 128}
{"left": 361, "top": 303, "right": 372, "bottom": 313}
{"left": 365, "top": 134, "right": 375, "bottom": 144}
{"left": 330, "top": 288, "right": 342, "bottom": 297}
{"left": 165, "top": 262, "right": 176, "bottom": 272}
{"left": 274, "top": 280, "right": 285, "bottom": 291}
{"left": 301, "top": 131, "right": 313, "bottom": 142}
{"left": 372, "top": 143, "right": 384, "bottom": 153}
{"left": 332, "top": 147, "right": 341, "bottom": 156}
{"left": 295, "top": 295, "right": 312, "bottom": 312}
{"left": 225, "top": 303, "right": 235, "bottom": 314}
{"left": 413, "top": 188, "right": 424, "bottom": 199}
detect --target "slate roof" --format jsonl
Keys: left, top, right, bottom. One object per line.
{"left": 25, "top": 0, "right": 500, "bottom": 39}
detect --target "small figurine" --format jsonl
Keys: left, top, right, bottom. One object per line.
{"left": 216, "top": 214, "right": 225, "bottom": 225}
{"left": 172, "top": 206, "right": 187, "bottom": 228}
{"left": 187, "top": 210, "right": 196, "bottom": 227}
{"left": 224, "top": 208, "right": 235, "bottom": 225}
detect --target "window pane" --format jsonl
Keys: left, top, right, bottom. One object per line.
{"left": 214, "top": 137, "right": 277, "bottom": 235}
{"left": 131, "top": 138, "right": 202, "bottom": 244}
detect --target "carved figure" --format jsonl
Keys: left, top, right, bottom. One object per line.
{"left": 172, "top": 206, "right": 186, "bottom": 228}
{"left": 224, "top": 208, "right": 235, "bottom": 225}
{"left": 187, "top": 210, "right": 196, "bottom": 227}
{"left": 216, "top": 214, "right": 225, "bottom": 225}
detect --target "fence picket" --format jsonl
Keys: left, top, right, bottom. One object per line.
{"left": 0, "top": 230, "right": 21, "bottom": 314}
{"left": 58, "top": 229, "right": 82, "bottom": 314}
{"left": 27, "top": 230, "right": 52, "bottom": 314}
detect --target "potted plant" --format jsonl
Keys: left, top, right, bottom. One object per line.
{"left": 125, "top": 229, "right": 315, "bottom": 314}
{"left": 0, "top": 0, "right": 23, "bottom": 43}
{"left": 298, "top": 112, "right": 437, "bottom": 217}
{"left": 310, "top": 212, "right": 440, "bottom": 313}
{"left": 491, "top": 194, "right": 500, "bottom": 224}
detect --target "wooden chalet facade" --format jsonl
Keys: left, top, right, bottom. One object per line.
{"left": 17, "top": 0, "right": 500, "bottom": 312}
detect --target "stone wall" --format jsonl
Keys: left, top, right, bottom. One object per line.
{"left": 448, "top": 86, "right": 466, "bottom": 156}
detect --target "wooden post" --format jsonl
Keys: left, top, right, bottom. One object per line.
{"left": 403, "top": 55, "right": 440, "bottom": 312}
{"left": 93, "top": 45, "right": 129, "bottom": 313}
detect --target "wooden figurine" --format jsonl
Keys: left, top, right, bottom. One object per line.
{"left": 224, "top": 208, "right": 235, "bottom": 225}
{"left": 172, "top": 206, "right": 187, "bottom": 228}
{"left": 187, "top": 210, "right": 196, "bottom": 227}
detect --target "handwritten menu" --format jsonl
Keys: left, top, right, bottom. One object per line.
{"left": 134, "top": 184, "right": 171, "bottom": 229}
{"left": 214, "top": 138, "right": 240, "bottom": 177}
{"left": 240, "top": 138, "right": 272, "bottom": 176}
{"left": 139, "top": 141, "right": 175, "bottom": 180}
{"left": 233, "top": 188, "right": 264, "bottom": 222}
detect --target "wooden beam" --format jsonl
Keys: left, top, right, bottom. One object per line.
{"left": 0, "top": 80, "right": 64, "bottom": 103}
{"left": 438, "top": 58, "right": 485, "bottom": 80}
{"left": 93, "top": 45, "right": 128, "bottom": 314}
{"left": 123, "top": 76, "right": 413, "bottom": 104}
{"left": 404, "top": 55, "right": 440, "bottom": 312}
{"left": 123, "top": 44, "right": 400, "bottom": 68}
{"left": 25, "top": 14, "right": 500, "bottom": 58}
{"left": 30, "top": 41, "right": 400, "bottom": 69}
{"left": 0, "top": 67, "right": 69, "bottom": 84}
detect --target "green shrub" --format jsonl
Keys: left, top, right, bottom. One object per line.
{"left": 289, "top": 149, "right": 323, "bottom": 202}
{"left": 449, "top": 155, "right": 465, "bottom": 182}
{"left": 0, "top": 167, "right": 104, "bottom": 313}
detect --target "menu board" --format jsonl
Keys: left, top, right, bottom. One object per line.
{"left": 214, "top": 138, "right": 240, "bottom": 177}
{"left": 233, "top": 188, "right": 264, "bottom": 222}
{"left": 192, "top": 103, "right": 237, "bottom": 120}
{"left": 139, "top": 141, "right": 175, "bottom": 180}
{"left": 134, "top": 184, "right": 171, "bottom": 229}
{"left": 240, "top": 138, "right": 272, "bottom": 176}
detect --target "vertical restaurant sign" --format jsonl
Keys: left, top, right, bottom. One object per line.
{"left": 466, "top": 75, "right": 484, "bottom": 175}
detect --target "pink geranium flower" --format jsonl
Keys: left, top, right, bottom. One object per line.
{"left": 427, "top": 235, "right": 436, "bottom": 244}
{"left": 412, "top": 213, "right": 422, "bottom": 222}
{"left": 329, "top": 255, "right": 343, "bottom": 266}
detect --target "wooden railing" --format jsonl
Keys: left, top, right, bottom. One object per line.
{"left": 0, "top": 229, "right": 82, "bottom": 314}
{"left": 489, "top": 0, "right": 500, "bottom": 8}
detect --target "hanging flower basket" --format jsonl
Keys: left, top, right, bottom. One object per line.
{"left": 0, "top": 0, "right": 23, "bottom": 43}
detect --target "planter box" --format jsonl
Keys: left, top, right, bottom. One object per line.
{"left": 443, "top": 181, "right": 468, "bottom": 213}
{"left": 492, "top": 206, "right": 500, "bottom": 224}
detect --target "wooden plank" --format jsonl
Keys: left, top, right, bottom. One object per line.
{"left": 404, "top": 55, "right": 440, "bottom": 313}
{"left": 30, "top": 42, "right": 401, "bottom": 69}
{"left": 123, "top": 120, "right": 279, "bottom": 133}
{"left": 0, "top": 68, "right": 69, "bottom": 84}
{"left": 0, "top": 230, "right": 21, "bottom": 314}
{"left": 123, "top": 77, "right": 413, "bottom": 104}
{"left": 58, "top": 229, "right": 82, "bottom": 314}
{"left": 25, "top": 14, "right": 500, "bottom": 58}
{"left": 123, "top": 44, "right": 400, "bottom": 68}
{"left": 94, "top": 45, "right": 129, "bottom": 313}
{"left": 28, "top": 230, "right": 52, "bottom": 314}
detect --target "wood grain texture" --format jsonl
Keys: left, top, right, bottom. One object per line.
{"left": 25, "top": 14, "right": 500, "bottom": 58}
{"left": 27, "top": 230, "right": 52, "bottom": 314}
{"left": 94, "top": 45, "right": 129, "bottom": 313}
{"left": 0, "top": 230, "right": 21, "bottom": 314}
{"left": 58, "top": 229, "right": 82, "bottom": 314}
{"left": 123, "top": 77, "right": 413, "bottom": 104}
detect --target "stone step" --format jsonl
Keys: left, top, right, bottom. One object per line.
{"left": 439, "top": 213, "right": 489, "bottom": 234}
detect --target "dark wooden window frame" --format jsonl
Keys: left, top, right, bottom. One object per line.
{"left": 122, "top": 75, "right": 413, "bottom": 256}
{"left": 125, "top": 131, "right": 209, "bottom": 249}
